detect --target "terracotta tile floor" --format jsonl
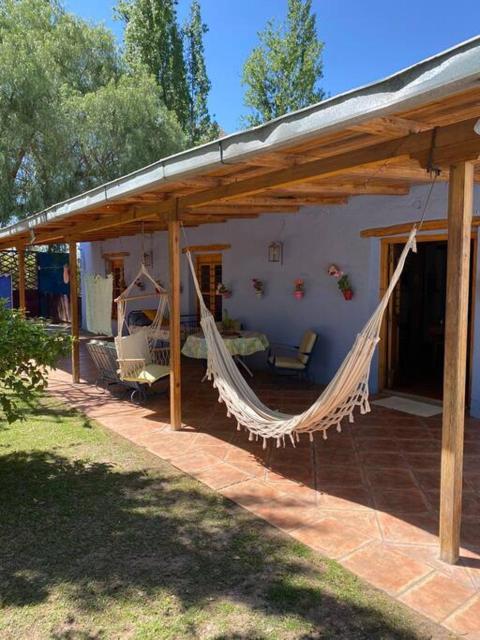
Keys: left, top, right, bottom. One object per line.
{"left": 47, "top": 341, "right": 480, "bottom": 636}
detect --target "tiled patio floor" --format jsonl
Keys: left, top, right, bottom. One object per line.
{"left": 48, "top": 342, "right": 480, "bottom": 637}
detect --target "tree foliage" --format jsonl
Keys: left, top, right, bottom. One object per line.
{"left": 64, "top": 75, "right": 185, "bottom": 192}
{"left": 242, "top": 0, "right": 325, "bottom": 126}
{"left": 117, "top": 0, "right": 190, "bottom": 131}
{"left": 0, "top": 0, "right": 119, "bottom": 221}
{"left": 0, "top": 0, "right": 185, "bottom": 225}
{"left": 118, "top": 0, "right": 218, "bottom": 146}
{"left": 0, "top": 301, "right": 70, "bottom": 423}
{"left": 183, "top": 0, "right": 219, "bottom": 145}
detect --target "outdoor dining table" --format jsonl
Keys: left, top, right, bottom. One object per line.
{"left": 182, "top": 330, "right": 269, "bottom": 377}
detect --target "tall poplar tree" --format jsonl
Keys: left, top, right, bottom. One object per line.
{"left": 183, "top": 0, "right": 219, "bottom": 145}
{"left": 117, "top": 0, "right": 190, "bottom": 130}
{"left": 242, "top": 0, "right": 325, "bottom": 126}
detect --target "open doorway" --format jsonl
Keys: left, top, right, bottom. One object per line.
{"left": 380, "top": 235, "right": 476, "bottom": 401}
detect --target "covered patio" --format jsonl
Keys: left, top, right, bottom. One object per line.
{"left": 47, "top": 341, "right": 480, "bottom": 635}
{"left": 2, "top": 36, "right": 480, "bottom": 632}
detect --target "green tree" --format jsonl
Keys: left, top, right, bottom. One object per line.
{"left": 117, "top": 0, "right": 190, "bottom": 131}
{"left": 0, "top": 0, "right": 186, "bottom": 225}
{"left": 64, "top": 74, "right": 185, "bottom": 191}
{"left": 183, "top": 0, "right": 219, "bottom": 145}
{"left": 241, "top": 0, "right": 325, "bottom": 126}
{"left": 0, "top": 0, "right": 120, "bottom": 222}
{"left": 0, "top": 301, "right": 70, "bottom": 423}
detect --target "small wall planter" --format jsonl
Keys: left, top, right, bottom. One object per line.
{"left": 328, "top": 266, "right": 353, "bottom": 301}
{"left": 252, "top": 278, "right": 264, "bottom": 298}
{"left": 294, "top": 279, "right": 305, "bottom": 299}
{"left": 217, "top": 283, "right": 232, "bottom": 298}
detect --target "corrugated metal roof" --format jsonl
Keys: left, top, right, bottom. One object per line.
{"left": 1, "top": 35, "right": 480, "bottom": 243}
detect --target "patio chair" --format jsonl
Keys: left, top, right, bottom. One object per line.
{"left": 86, "top": 339, "right": 121, "bottom": 388}
{"left": 267, "top": 330, "right": 318, "bottom": 380}
{"left": 86, "top": 338, "right": 170, "bottom": 404}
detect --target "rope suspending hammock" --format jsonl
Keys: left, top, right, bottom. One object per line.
{"left": 182, "top": 175, "right": 437, "bottom": 447}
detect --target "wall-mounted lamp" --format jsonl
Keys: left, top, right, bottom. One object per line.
{"left": 268, "top": 241, "right": 283, "bottom": 264}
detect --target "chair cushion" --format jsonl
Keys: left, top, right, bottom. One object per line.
{"left": 115, "top": 327, "right": 151, "bottom": 364}
{"left": 298, "top": 330, "right": 317, "bottom": 364}
{"left": 271, "top": 355, "right": 306, "bottom": 370}
{"left": 123, "top": 363, "right": 170, "bottom": 384}
{"left": 142, "top": 309, "right": 157, "bottom": 322}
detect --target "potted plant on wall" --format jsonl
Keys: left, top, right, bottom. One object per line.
{"left": 294, "top": 279, "right": 305, "bottom": 299}
{"left": 328, "top": 264, "right": 353, "bottom": 300}
{"left": 252, "top": 278, "right": 264, "bottom": 297}
{"left": 338, "top": 274, "right": 354, "bottom": 300}
{"left": 216, "top": 282, "right": 232, "bottom": 298}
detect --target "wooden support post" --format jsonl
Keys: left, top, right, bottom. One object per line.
{"left": 17, "top": 246, "right": 26, "bottom": 312}
{"left": 439, "top": 161, "right": 474, "bottom": 564}
{"left": 68, "top": 240, "right": 80, "bottom": 384}
{"left": 168, "top": 216, "right": 182, "bottom": 430}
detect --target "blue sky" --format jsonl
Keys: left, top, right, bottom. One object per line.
{"left": 65, "top": 0, "right": 480, "bottom": 133}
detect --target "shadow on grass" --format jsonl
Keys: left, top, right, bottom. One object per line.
{"left": 0, "top": 450, "right": 437, "bottom": 639}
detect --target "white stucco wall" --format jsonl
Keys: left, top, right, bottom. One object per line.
{"left": 80, "top": 184, "right": 480, "bottom": 415}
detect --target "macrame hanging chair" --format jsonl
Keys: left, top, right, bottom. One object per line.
{"left": 184, "top": 226, "right": 418, "bottom": 447}
{"left": 114, "top": 263, "right": 170, "bottom": 383}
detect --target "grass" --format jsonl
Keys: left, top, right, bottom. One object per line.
{"left": 0, "top": 393, "right": 453, "bottom": 640}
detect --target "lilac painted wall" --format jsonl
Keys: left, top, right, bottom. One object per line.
{"left": 80, "top": 184, "right": 480, "bottom": 415}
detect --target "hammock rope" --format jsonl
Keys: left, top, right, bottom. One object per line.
{"left": 185, "top": 227, "right": 418, "bottom": 446}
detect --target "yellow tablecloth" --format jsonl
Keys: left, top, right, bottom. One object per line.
{"left": 182, "top": 330, "right": 269, "bottom": 359}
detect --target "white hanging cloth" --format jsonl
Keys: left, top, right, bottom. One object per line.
{"left": 84, "top": 273, "right": 113, "bottom": 336}
{"left": 185, "top": 227, "right": 418, "bottom": 446}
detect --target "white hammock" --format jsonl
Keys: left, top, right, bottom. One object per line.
{"left": 186, "top": 227, "right": 417, "bottom": 446}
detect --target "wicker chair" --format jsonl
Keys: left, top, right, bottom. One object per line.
{"left": 86, "top": 339, "right": 170, "bottom": 403}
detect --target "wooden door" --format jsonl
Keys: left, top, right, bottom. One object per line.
{"left": 105, "top": 257, "right": 126, "bottom": 320}
{"left": 196, "top": 253, "right": 223, "bottom": 321}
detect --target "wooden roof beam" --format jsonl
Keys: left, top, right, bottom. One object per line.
{"left": 211, "top": 195, "right": 348, "bottom": 206}
{"left": 265, "top": 182, "right": 411, "bottom": 197}
{"left": 182, "top": 204, "right": 299, "bottom": 215}
{"left": 350, "top": 116, "right": 432, "bottom": 137}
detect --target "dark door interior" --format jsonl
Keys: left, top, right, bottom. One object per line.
{"left": 388, "top": 239, "right": 474, "bottom": 400}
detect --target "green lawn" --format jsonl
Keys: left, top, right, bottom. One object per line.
{"left": 0, "top": 394, "right": 452, "bottom": 640}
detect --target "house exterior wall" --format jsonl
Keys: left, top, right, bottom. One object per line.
{"left": 80, "top": 183, "right": 480, "bottom": 415}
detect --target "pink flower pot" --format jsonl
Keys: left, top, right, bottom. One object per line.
{"left": 294, "top": 290, "right": 304, "bottom": 300}
{"left": 343, "top": 289, "right": 353, "bottom": 300}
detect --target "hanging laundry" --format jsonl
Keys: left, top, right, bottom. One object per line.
{"left": 84, "top": 273, "right": 113, "bottom": 336}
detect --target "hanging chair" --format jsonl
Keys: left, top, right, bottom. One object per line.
{"left": 185, "top": 227, "right": 418, "bottom": 447}
{"left": 114, "top": 263, "right": 170, "bottom": 385}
